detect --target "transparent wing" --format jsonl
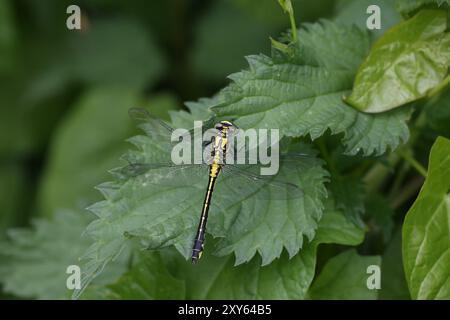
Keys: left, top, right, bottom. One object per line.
{"left": 129, "top": 107, "right": 217, "bottom": 149}
{"left": 113, "top": 161, "right": 208, "bottom": 187}
{"left": 224, "top": 129, "right": 313, "bottom": 165}
{"left": 129, "top": 108, "right": 174, "bottom": 136}
{"left": 216, "top": 160, "right": 304, "bottom": 201}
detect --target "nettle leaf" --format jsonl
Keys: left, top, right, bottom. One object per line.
{"left": 396, "top": 0, "right": 450, "bottom": 17}
{"left": 403, "top": 136, "right": 450, "bottom": 299}
{"left": 81, "top": 252, "right": 185, "bottom": 300}
{"left": 308, "top": 249, "right": 381, "bottom": 299}
{"left": 0, "top": 211, "right": 129, "bottom": 299}
{"left": 329, "top": 175, "right": 365, "bottom": 224}
{"left": 212, "top": 21, "right": 411, "bottom": 156}
{"left": 0, "top": 211, "right": 91, "bottom": 299}
{"left": 169, "top": 199, "right": 365, "bottom": 299}
{"left": 346, "top": 10, "right": 450, "bottom": 113}
{"left": 75, "top": 105, "right": 329, "bottom": 297}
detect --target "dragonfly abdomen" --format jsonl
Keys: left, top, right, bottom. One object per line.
{"left": 191, "top": 165, "right": 221, "bottom": 263}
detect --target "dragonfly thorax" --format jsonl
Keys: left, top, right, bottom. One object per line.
{"left": 208, "top": 121, "right": 235, "bottom": 167}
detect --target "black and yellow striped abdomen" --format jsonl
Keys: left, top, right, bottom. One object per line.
{"left": 191, "top": 164, "right": 221, "bottom": 263}
{"left": 191, "top": 121, "right": 232, "bottom": 263}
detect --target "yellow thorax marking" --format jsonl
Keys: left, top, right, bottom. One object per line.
{"left": 209, "top": 122, "right": 232, "bottom": 178}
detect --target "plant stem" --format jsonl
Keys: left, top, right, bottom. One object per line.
{"left": 288, "top": 8, "right": 298, "bottom": 43}
{"left": 278, "top": 0, "right": 298, "bottom": 43}
{"left": 398, "top": 150, "right": 427, "bottom": 178}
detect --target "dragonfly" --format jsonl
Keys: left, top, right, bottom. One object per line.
{"left": 120, "top": 108, "right": 309, "bottom": 264}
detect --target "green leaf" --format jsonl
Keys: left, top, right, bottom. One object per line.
{"left": 0, "top": 210, "right": 129, "bottom": 299}
{"left": 309, "top": 249, "right": 381, "bottom": 299}
{"left": 346, "top": 10, "right": 450, "bottom": 113}
{"left": 403, "top": 136, "right": 450, "bottom": 299}
{"left": 396, "top": 0, "right": 450, "bottom": 17}
{"left": 75, "top": 104, "right": 330, "bottom": 297}
{"left": 212, "top": 21, "right": 411, "bottom": 156}
{"left": 380, "top": 229, "right": 410, "bottom": 299}
{"left": 81, "top": 252, "right": 185, "bottom": 300}
{"left": 212, "top": 146, "right": 329, "bottom": 265}
{"left": 168, "top": 199, "right": 365, "bottom": 299}
{"left": 329, "top": 175, "right": 365, "bottom": 223}
{"left": 172, "top": 247, "right": 318, "bottom": 300}
{"left": 0, "top": 211, "right": 92, "bottom": 299}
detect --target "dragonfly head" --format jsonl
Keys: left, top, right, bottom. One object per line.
{"left": 215, "top": 121, "right": 237, "bottom": 135}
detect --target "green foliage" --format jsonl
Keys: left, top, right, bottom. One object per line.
{"left": 37, "top": 87, "right": 179, "bottom": 216}
{"left": 364, "top": 194, "right": 395, "bottom": 245}
{"left": 396, "top": 0, "right": 450, "bottom": 17}
{"left": 80, "top": 198, "right": 364, "bottom": 299}
{"left": 74, "top": 104, "right": 330, "bottom": 296}
{"left": 402, "top": 136, "right": 450, "bottom": 299}
{"left": 0, "top": 0, "right": 16, "bottom": 75}
{"left": 0, "top": 210, "right": 129, "bottom": 299}
{"left": 0, "top": 211, "right": 92, "bottom": 299}
{"left": 53, "top": 19, "right": 164, "bottom": 89}
{"left": 182, "top": 201, "right": 364, "bottom": 299}
{"left": 82, "top": 252, "right": 185, "bottom": 300}
{"left": 37, "top": 88, "right": 143, "bottom": 215}
{"left": 334, "top": 0, "right": 401, "bottom": 38}
{"left": 329, "top": 176, "right": 365, "bottom": 223}
{"left": 380, "top": 229, "right": 410, "bottom": 299}
{"left": 0, "top": 164, "right": 28, "bottom": 235}
{"left": 1, "top": 0, "right": 450, "bottom": 301}
{"left": 213, "top": 22, "right": 411, "bottom": 156}
{"left": 309, "top": 249, "right": 381, "bottom": 299}
{"left": 425, "top": 87, "right": 450, "bottom": 138}
{"left": 191, "top": 1, "right": 273, "bottom": 81}
{"left": 347, "top": 10, "right": 450, "bottom": 112}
